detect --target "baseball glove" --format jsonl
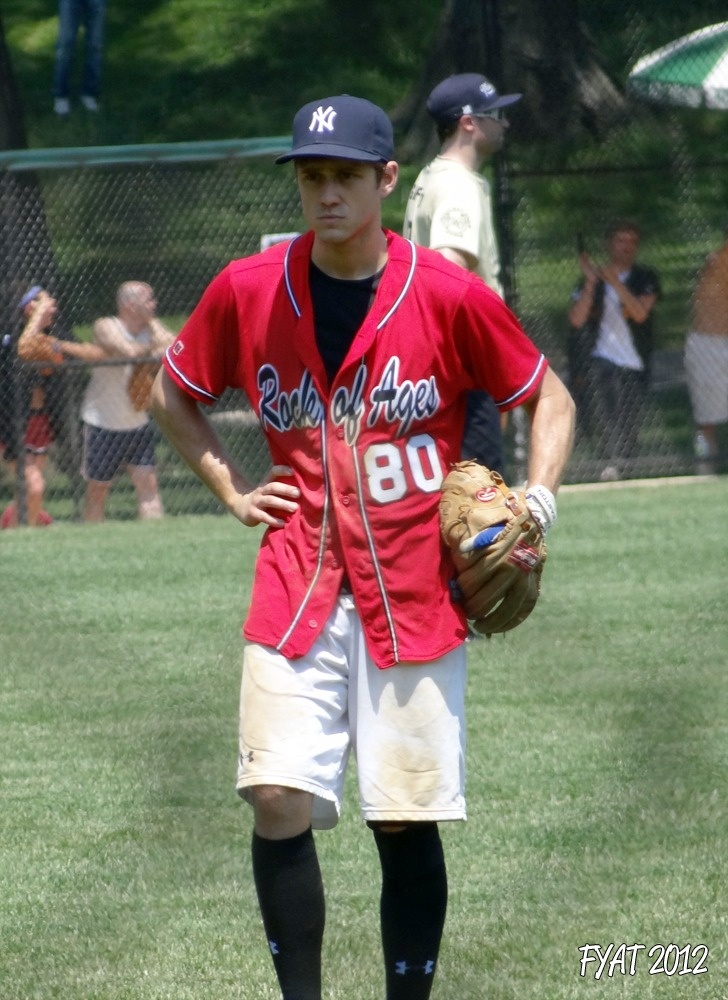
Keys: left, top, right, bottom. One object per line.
{"left": 439, "top": 461, "right": 546, "bottom": 636}
{"left": 127, "top": 361, "right": 159, "bottom": 412}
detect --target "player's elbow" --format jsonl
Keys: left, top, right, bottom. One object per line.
{"left": 149, "top": 367, "right": 169, "bottom": 420}
{"left": 534, "top": 368, "right": 576, "bottom": 425}
{"left": 552, "top": 372, "right": 576, "bottom": 420}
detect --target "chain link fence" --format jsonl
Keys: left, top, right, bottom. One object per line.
{"left": 493, "top": 14, "right": 728, "bottom": 485}
{"left": 1, "top": 138, "right": 298, "bottom": 523}
{"left": 500, "top": 129, "right": 727, "bottom": 485}
{"left": 2, "top": 37, "right": 727, "bottom": 524}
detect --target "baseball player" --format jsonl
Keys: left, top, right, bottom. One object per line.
{"left": 151, "top": 95, "right": 574, "bottom": 1000}
{"left": 404, "top": 73, "right": 521, "bottom": 477}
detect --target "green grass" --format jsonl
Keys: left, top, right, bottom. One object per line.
{"left": 2, "top": 479, "right": 727, "bottom": 998}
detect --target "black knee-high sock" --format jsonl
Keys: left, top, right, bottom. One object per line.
{"left": 251, "top": 828, "right": 325, "bottom": 1000}
{"left": 371, "top": 823, "right": 448, "bottom": 1000}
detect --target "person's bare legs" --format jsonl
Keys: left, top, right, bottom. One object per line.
{"left": 2, "top": 455, "right": 49, "bottom": 527}
{"left": 129, "top": 465, "right": 164, "bottom": 519}
{"left": 84, "top": 479, "right": 111, "bottom": 522}
{"left": 24, "top": 455, "right": 48, "bottom": 525}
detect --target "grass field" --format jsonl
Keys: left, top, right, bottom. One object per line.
{"left": 2, "top": 479, "right": 727, "bottom": 999}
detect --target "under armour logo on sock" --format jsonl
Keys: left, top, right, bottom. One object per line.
{"left": 395, "top": 960, "right": 435, "bottom": 975}
{"left": 309, "top": 105, "right": 337, "bottom": 133}
{"left": 268, "top": 940, "right": 279, "bottom": 955}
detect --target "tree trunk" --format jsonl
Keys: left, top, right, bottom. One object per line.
{"left": 0, "top": 16, "right": 58, "bottom": 306}
{"left": 0, "top": 17, "right": 28, "bottom": 150}
{"left": 0, "top": 13, "right": 33, "bottom": 313}
{"left": 391, "top": 0, "right": 492, "bottom": 163}
{"left": 500, "top": 0, "right": 627, "bottom": 141}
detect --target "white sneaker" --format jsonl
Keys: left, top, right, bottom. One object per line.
{"left": 81, "top": 95, "right": 99, "bottom": 112}
{"left": 694, "top": 431, "right": 711, "bottom": 459}
{"left": 53, "top": 97, "right": 71, "bottom": 115}
{"left": 599, "top": 465, "right": 621, "bottom": 482}
{"left": 693, "top": 433, "right": 718, "bottom": 474}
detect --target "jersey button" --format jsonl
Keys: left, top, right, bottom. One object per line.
{"left": 336, "top": 428, "right": 345, "bottom": 440}
{"left": 341, "top": 495, "right": 350, "bottom": 506}
{"left": 308, "top": 619, "right": 318, "bottom": 629}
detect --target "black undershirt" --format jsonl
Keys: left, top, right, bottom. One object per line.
{"left": 309, "top": 262, "right": 383, "bottom": 383}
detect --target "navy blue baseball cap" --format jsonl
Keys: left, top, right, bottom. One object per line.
{"left": 18, "top": 285, "right": 43, "bottom": 310}
{"left": 427, "top": 73, "right": 521, "bottom": 125}
{"left": 275, "top": 95, "right": 394, "bottom": 164}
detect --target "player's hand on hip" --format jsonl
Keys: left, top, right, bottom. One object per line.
{"left": 235, "top": 465, "right": 300, "bottom": 528}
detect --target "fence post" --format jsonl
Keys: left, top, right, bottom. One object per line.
{"left": 483, "top": 0, "right": 528, "bottom": 482}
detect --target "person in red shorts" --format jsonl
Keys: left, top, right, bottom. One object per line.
{"left": 1, "top": 286, "right": 103, "bottom": 528}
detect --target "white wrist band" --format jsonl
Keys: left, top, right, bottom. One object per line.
{"left": 525, "top": 484, "right": 557, "bottom": 534}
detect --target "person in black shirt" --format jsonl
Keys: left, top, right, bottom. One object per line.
{"left": 567, "top": 219, "right": 660, "bottom": 480}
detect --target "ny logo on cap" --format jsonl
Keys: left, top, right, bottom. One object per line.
{"left": 309, "top": 105, "right": 337, "bottom": 133}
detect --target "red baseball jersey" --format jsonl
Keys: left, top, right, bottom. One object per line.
{"left": 164, "top": 230, "right": 547, "bottom": 668}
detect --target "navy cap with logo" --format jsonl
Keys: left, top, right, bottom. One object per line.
{"left": 275, "top": 95, "right": 394, "bottom": 164}
{"left": 426, "top": 73, "right": 521, "bottom": 125}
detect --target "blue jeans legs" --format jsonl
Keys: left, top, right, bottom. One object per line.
{"left": 52, "top": 0, "right": 106, "bottom": 99}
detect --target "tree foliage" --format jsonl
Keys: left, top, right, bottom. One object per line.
{"left": 393, "top": 0, "right": 629, "bottom": 161}
{"left": 3, "top": 0, "right": 726, "bottom": 151}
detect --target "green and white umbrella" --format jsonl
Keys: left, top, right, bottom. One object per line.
{"left": 627, "top": 22, "right": 728, "bottom": 110}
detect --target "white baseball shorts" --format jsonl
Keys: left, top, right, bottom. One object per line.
{"left": 685, "top": 332, "right": 728, "bottom": 425}
{"left": 237, "top": 593, "right": 467, "bottom": 830}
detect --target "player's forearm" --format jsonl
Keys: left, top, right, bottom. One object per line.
{"left": 568, "top": 279, "right": 597, "bottom": 328}
{"left": 150, "top": 370, "right": 252, "bottom": 512}
{"left": 524, "top": 368, "right": 575, "bottom": 493}
{"left": 621, "top": 290, "right": 655, "bottom": 324}
{"left": 56, "top": 340, "right": 107, "bottom": 362}
{"left": 149, "top": 318, "right": 176, "bottom": 354}
{"left": 567, "top": 299, "right": 589, "bottom": 328}
{"left": 94, "top": 318, "right": 155, "bottom": 359}
{"left": 151, "top": 370, "right": 300, "bottom": 528}
{"left": 18, "top": 315, "right": 54, "bottom": 360}
{"left": 19, "top": 315, "right": 45, "bottom": 341}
